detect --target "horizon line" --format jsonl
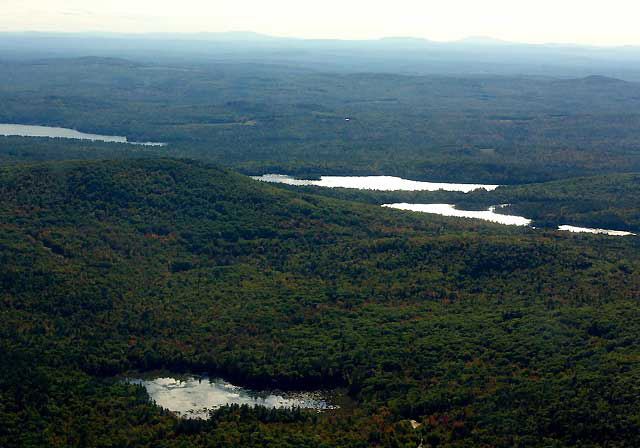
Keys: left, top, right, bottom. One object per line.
{"left": 0, "top": 30, "right": 638, "bottom": 49}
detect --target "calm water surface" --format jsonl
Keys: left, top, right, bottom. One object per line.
{"left": 253, "top": 174, "right": 499, "bottom": 192}
{"left": 384, "top": 203, "right": 635, "bottom": 236}
{"left": 0, "top": 123, "right": 166, "bottom": 146}
{"left": 383, "top": 203, "right": 532, "bottom": 226}
{"left": 259, "top": 174, "right": 634, "bottom": 236}
{"left": 558, "top": 225, "right": 635, "bottom": 236}
{"left": 130, "top": 375, "right": 336, "bottom": 419}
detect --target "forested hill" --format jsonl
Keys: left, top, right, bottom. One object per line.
{"left": 2, "top": 158, "right": 640, "bottom": 447}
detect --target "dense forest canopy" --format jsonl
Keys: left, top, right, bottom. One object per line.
{"left": 1, "top": 57, "right": 640, "bottom": 183}
{"left": 1, "top": 159, "right": 640, "bottom": 447}
{"left": 1, "top": 34, "right": 640, "bottom": 447}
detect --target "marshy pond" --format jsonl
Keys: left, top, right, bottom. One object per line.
{"left": 129, "top": 375, "right": 337, "bottom": 419}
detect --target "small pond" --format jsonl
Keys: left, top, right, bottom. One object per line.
{"left": 129, "top": 375, "right": 337, "bottom": 419}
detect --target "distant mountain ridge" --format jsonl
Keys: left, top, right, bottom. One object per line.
{"left": 455, "top": 36, "right": 514, "bottom": 45}
{"left": 4, "top": 30, "right": 639, "bottom": 49}
{"left": 552, "top": 74, "right": 630, "bottom": 85}
{"left": 2, "top": 31, "right": 640, "bottom": 80}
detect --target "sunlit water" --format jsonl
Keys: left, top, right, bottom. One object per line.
{"left": 0, "top": 123, "right": 166, "bottom": 146}
{"left": 253, "top": 174, "right": 499, "bottom": 192}
{"left": 382, "top": 203, "right": 532, "bottom": 226}
{"left": 129, "top": 376, "right": 336, "bottom": 419}
{"left": 383, "top": 203, "right": 635, "bottom": 236}
{"left": 255, "top": 174, "right": 634, "bottom": 236}
{"left": 558, "top": 225, "right": 636, "bottom": 236}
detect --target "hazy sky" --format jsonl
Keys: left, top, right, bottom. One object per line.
{"left": 3, "top": 0, "right": 640, "bottom": 46}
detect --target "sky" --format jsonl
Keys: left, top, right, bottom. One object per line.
{"left": 2, "top": 0, "right": 640, "bottom": 46}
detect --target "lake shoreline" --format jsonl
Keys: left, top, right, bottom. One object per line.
{"left": 384, "top": 203, "right": 636, "bottom": 236}
{"left": 253, "top": 173, "right": 499, "bottom": 193}
{"left": 0, "top": 123, "right": 166, "bottom": 147}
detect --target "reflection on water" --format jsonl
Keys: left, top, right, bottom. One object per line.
{"left": 383, "top": 203, "right": 635, "bottom": 236}
{"left": 129, "top": 376, "right": 336, "bottom": 419}
{"left": 256, "top": 174, "right": 635, "bottom": 236}
{"left": 253, "top": 174, "right": 499, "bottom": 192}
{"left": 382, "top": 203, "right": 532, "bottom": 226}
{"left": 0, "top": 123, "right": 166, "bottom": 146}
{"left": 558, "top": 225, "right": 636, "bottom": 236}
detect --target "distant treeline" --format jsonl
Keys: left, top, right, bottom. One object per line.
{"left": 1, "top": 58, "right": 640, "bottom": 183}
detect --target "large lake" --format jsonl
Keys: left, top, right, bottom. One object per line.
{"left": 129, "top": 375, "right": 336, "bottom": 419}
{"left": 0, "top": 123, "right": 166, "bottom": 146}
{"left": 253, "top": 174, "right": 499, "bottom": 192}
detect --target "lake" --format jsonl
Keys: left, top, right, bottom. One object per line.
{"left": 253, "top": 174, "right": 499, "bottom": 192}
{"left": 384, "top": 203, "right": 636, "bottom": 236}
{"left": 0, "top": 123, "right": 166, "bottom": 146}
{"left": 129, "top": 375, "right": 337, "bottom": 419}
{"left": 382, "top": 203, "right": 532, "bottom": 226}
{"left": 255, "top": 173, "right": 634, "bottom": 236}
{"left": 254, "top": 175, "right": 634, "bottom": 236}
{"left": 558, "top": 225, "right": 636, "bottom": 236}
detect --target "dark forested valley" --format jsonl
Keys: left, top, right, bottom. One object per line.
{"left": 1, "top": 33, "right": 640, "bottom": 448}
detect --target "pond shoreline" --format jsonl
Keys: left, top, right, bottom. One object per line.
{"left": 125, "top": 372, "right": 339, "bottom": 419}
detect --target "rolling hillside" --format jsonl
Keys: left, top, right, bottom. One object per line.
{"left": 2, "top": 159, "right": 640, "bottom": 447}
